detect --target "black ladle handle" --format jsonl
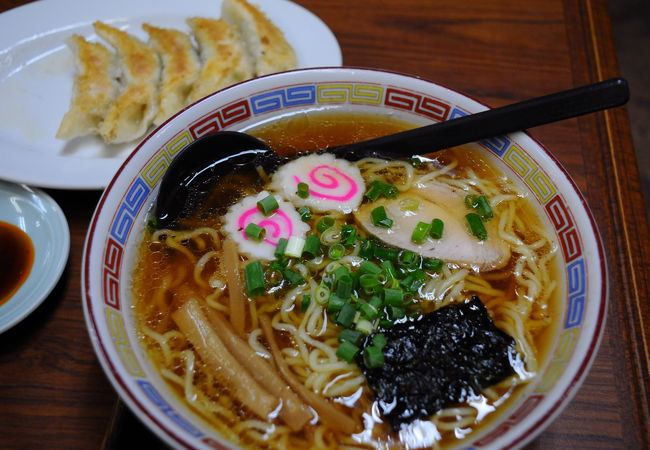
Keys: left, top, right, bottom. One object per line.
{"left": 331, "top": 77, "right": 629, "bottom": 160}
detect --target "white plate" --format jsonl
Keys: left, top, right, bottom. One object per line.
{"left": 0, "top": 180, "right": 69, "bottom": 333}
{"left": 0, "top": 0, "right": 342, "bottom": 190}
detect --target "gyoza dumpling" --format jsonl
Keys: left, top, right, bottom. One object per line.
{"left": 56, "top": 35, "right": 119, "bottom": 140}
{"left": 186, "top": 17, "right": 253, "bottom": 104}
{"left": 93, "top": 21, "right": 161, "bottom": 144}
{"left": 142, "top": 24, "right": 200, "bottom": 126}
{"left": 221, "top": 0, "right": 296, "bottom": 76}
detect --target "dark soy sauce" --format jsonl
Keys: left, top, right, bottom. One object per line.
{"left": 0, "top": 221, "right": 35, "bottom": 305}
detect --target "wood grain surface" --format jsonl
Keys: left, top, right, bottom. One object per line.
{"left": 0, "top": 0, "right": 648, "bottom": 448}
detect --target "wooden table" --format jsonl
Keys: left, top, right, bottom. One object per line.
{"left": 1, "top": 0, "right": 648, "bottom": 448}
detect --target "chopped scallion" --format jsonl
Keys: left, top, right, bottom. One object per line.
{"left": 298, "top": 205, "right": 311, "bottom": 222}
{"left": 327, "top": 294, "right": 347, "bottom": 313}
{"left": 339, "top": 328, "right": 364, "bottom": 346}
{"left": 359, "top": 273, "right": 380, "bottom": 288}
{"left": 430, "top": 218, "right": 444, "bottom": 239}
{"left": 244, "top": 261, "right": 266, "bottom": 297}
{"left": 476, "top": 195, "right": 493, "bottom": 220}
{"left": 328, "top": 243, "right": 345, "bottom": 260}
{"left": 336, "top": 341, "right": 359, "bottom": 362}
{"left": 372, "top": 333, "right": 387, "bottom": 350}
{"left": 256, "top": 194, "right": 279, "bottom": 215}
{"left": 423, "top": 258, "right": 444, "bottom": 272}
{"left": 317, "top": 216, "right": 335, "bottom": 233}
{"left": 244, "top": 223, "right": 265, "bottom": 241}
{"left": 371, "top": 206, "right": 393, "bottom": 228}
{"left": 285, "top": 236, "right": 306, "bottom": 257}
{"left": 359, "top": 260, "right": 382, "bottom": 275}
{"left": 336, "top": 303, "right": 357, "bottom": 328}
{"left": 363, "top": 345, "right": 384, "bottom": 368}
{"left": 301, "top": 294, "right": 311, "bottom": 312}
{"left": 466, "top": 212, "right": 487, "bottom": 240}
{"left": 411, "top": 221, "right": 431, "bottom": 243}
{"left": 340, "top": 225, "right": 357, "bottom": 246}
{"left": 384, "top": 288, "right": 404, "bottom": 306}
{"left": 302, "top": 234, "right": 320, "bottom": 259}
{"left": 274, "top": 237, "right": 288, "bottom": 258}
{"left": 283, "top": 268, "right": 305, "bottom": 286}
{"left": 336, "top": 274, "right": 354, "bottom": 299}
{"left": 297, "top": 182, "right": 310, "bottom": 198}
{"left": 356, "top": 318, "right": 374, "bottom": 335}
{"left": 314, "top": 284, "right": 330, "bottom": 305}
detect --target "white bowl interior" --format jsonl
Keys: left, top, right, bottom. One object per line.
{"left": 82, "top": 68, "right": 607, "bottom": 449}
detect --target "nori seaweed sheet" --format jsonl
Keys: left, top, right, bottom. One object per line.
{"left": 356, "top": 295, "right": 517, "bottom": 430}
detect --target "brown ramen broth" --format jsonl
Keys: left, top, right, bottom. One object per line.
{"left": 132, "top": 112, "right": 562, "bottom": 449}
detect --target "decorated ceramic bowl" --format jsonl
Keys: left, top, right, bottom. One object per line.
{"left": 82, "top": 67, "right": 607, "bottom": 449}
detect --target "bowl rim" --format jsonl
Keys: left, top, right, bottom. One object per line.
{"left": 82, "top": 66, "right": 608, "bottom": 450}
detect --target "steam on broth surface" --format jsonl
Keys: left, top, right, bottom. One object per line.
{"left": 132, "top": 112, "right": 562, "bottom": 449}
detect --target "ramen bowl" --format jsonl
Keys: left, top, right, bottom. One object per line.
{"left": 82, "top": 67, "right": 607, "bottom": 449}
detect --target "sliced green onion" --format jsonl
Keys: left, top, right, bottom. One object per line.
{"left": 379, "top": 319, "right": 394, "bottom": 328}
{"left": 302, "top": 234, "right": 321, "bottom": 259}
{"left": 358, "top": 239, "right": 374, "bottom": 259}
{"left": 384, "top": 288, "right": 404, "bottom": 306}
{"left": 411, "top": 221, "right": 431, "bottom": 243}
{"left": 301, "top": 294, "right": 311, "bottom": 312}
{"left": 476, "top": 195, "right": 493, "bottom": 220}
{"left": 314, "top": 284, "right": 330, "bottom": 305}
{"left": 264, "top": 268, "right": 284, "bottom": 287}
{"left": 466, "top": 212, "right": 487, "bottom": 240}
{"left": 297, "top": 182, "right": 310, "bottom": 199}
{"left": 397, "top": 250, "right": 419, "bottom": 269}
{"left": 285, "top": 236, "right": 306, "bottom": 258}
{"left": 244, "top": 261, "right": 266, "bottom": 297}
{"left": 380, "top": 260, "right": 398, "bottom": 280}
{"left": 359, "top": 260, "right": 382, "bottom": 275}
{"left": 360, "top": 302, "right": 379, "bottom": 320}
{"left": 340, "top": 225, "right": 357, "bottom": 246}
{"left": 374, "top": 246, "right": 398, "bottom": 262}
{"left": 257, "top": 194, "right": 279, "bottom": 215}
{"left": 372, "top": 333, "right": 387, "bottom": 350}
{"left": 365, "top": 179, "right": 397, "bottom": 202}
{"left": 336, "top": 274, "right": 354, "bottom": 299}
{"left": 339, "top": 328, "right": 364, "bottom": 346}
{"left": 327, "top": 294, "right": 347, "bottom": 313}
{"left": 465, "top": 194, "right": 477, "bottom": 209}
{"left": 359, "top": 273, "right": 380, "bottom": 288}
{"left": 244, "top": 223, "right": 265, "bottom": 241}
{"left": 298, "top": 205, "right": 311, "bottom": 222}
{"left": 399, "top": 197, "right": 420, "bottom": 212}
{"left": 423, "top": 258, "right": 444, "bottom": 272}
{"left": 328, "top": 243, "right": 345, "bottom": 260}
{"left": 371, "top": 206, "right": 393, "bottom": 228}
{"left": 400, "top": 269, "right": 427, "bottom": 293}
{"left": 336, "top": 303, "right": 357, "bottom": 328}
{"left": 274, "top": 237, "right": 288, "bottom": 258}
{"left": 389, "top": 305, "right": 406, "bottom": 320}
{"left": 283, "top": 268, "right": 305, "bottom": 286}
{"left": 430, "top": 218, "right": 444, "bottom": 239}
{"left": 332, "top": 265, "right": 351, "bottom": 282}
{"left": 317, "top": 216, "right": 335, "bottom": 233}
{"left": 363, "top": 345, "right": 384, "bottom": 368}
{"left": 336, "top": 341, "right": 359, "bottom": 362}
{"left": 356, "top": 318, "right": 374, "bottom": 335}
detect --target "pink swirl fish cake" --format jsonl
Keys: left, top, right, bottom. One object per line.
{"left": 223, "top": 190, "right": 309, "bottom": 260}
{"left": 269, "top": 154, "right": 365, "bottom": 213}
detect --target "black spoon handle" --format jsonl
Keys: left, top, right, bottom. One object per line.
{"left": 331, "top": 77, "right": 629, "bottom": 160}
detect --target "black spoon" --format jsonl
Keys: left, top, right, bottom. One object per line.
{"left": 154, "top": 77, "right": 629, "bottom": 230}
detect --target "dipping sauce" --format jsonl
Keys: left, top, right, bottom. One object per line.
{"left": 0, "top": 221, "right": 35, "bottom": 306}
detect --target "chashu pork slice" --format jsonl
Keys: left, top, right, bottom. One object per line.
{"left": 354, "top": 182, "right": 511, "bottom": 272}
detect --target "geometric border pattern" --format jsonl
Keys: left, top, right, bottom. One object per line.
{"left": 99, "top": 80, "right": 588, "bottom": 444}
